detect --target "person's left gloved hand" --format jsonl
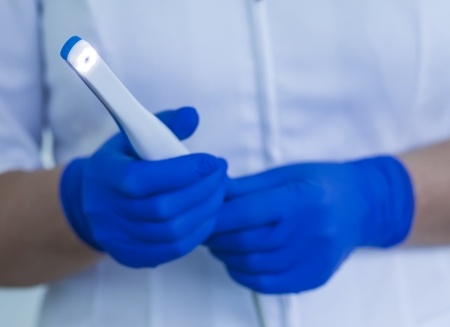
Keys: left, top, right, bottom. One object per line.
{"left": 206, "top": 156, "right": 415, "bottom": 294}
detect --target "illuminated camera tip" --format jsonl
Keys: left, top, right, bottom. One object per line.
{"left": 75, "top": 47, "right": 98, "bottom": 74}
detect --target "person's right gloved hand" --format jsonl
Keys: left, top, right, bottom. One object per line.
{"left": 60, "top": 107, "right": 228, "bottom": 268}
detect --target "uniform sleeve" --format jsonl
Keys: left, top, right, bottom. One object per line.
{"left": 0, "top": 0, "right": 44, "bottom": 174}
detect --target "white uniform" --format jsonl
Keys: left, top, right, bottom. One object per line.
{"left": 2, "top": 0, "right": 450, "bottom": 326}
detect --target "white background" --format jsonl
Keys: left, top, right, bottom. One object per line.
{"left": 0, "top": 287, "right": 45, "bottom": 327}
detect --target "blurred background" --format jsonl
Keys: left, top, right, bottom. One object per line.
{"left": 0, "top": 287, "right": 45, "bottom": 327}
{"left": 0, "top": 130, "right": 54, "bottom": 327}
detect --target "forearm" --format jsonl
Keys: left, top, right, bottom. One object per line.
{"left": 0, "top": 168, "right": 101, "bottom": 286}
{"left": 399, "top": 140, "right": 450, "bottom": 245}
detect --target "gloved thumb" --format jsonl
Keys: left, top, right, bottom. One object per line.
{"left": 155, "top": 107, "right": 200, "bottom": 140}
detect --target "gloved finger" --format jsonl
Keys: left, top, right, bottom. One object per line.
{"left": 95, "top": 107, "right": 197, "bottom": 163}
{"left": 112, "top": 154, "right": 227, "bottom": 197}
{"left": 213, "top": 188, "right": 284, "bottom": 234}
{"left": 117, "top": 184, "right": 226, "bottom": 242}
{"left": 214, "top": 182, "right": 319, "bottom": 235}
{"left": 226, "top": 164, "right": 322, "bottom": 199}
{"left": 205, "top": 224, "right": 287, "bottom": 253}
{"left": 210, "top": 244, "right": 300, "bottom": 274}
{"left": 227, "top": 257, "right": 334, "bottom": 294}
{"left": 99, "top": 107, "right": 198, "bottom": 158}
{"left": 209, "top": 229, "right": 327, "bottom": 274}
{"left": 97, "top": 132, "right": 137, "bottom": 158}
{"left": 155, "top": 107, "right": 199, "bottom": 140}
{"left": 116, "top": 160, "right": 227, "bottom": 220}
{"left": 105, "top": 216, "right": 216, "bottom": 268}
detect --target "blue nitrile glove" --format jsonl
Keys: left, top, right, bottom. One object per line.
{"left": 206, "top": 156, "right": 414, "bottom": 294}
{"left": 60, "top": 107, "right": 228, "bottom": 268}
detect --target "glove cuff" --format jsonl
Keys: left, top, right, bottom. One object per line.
{"left": 60, "top": 159, "right": 102, "bottom": 251}
{"left": 353, "top": 156, "right": 415, "bottom": 248}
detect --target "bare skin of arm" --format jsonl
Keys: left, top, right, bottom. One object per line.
{"left": 400, "top": 140, "right": 450, "bottom": 245}
{"left": 0, "top": 140, "right": 448, "bottom": 287}
{"left": 0, "top": 167, "right": 101, "bottom": 287}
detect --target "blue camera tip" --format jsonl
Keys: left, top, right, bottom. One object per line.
{"left": 60, "top": 36, "right": 82, "bottom": 60}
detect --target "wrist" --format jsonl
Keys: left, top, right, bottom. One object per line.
{"left": 60, "top": 159, "right": 102, "bottom": 251}
{"left": 352, "top": 156, "right": 415, "bottom": 248}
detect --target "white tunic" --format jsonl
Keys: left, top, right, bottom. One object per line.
{"left": 1, "top": 0, "right": 450, "bottom": 326}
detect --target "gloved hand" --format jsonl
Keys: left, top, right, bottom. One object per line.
{"left": 206, "top": 156, "right": 414, "bottom": 294}
{"left": 60, "top": 107, "right": 228, "bottom": 268}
